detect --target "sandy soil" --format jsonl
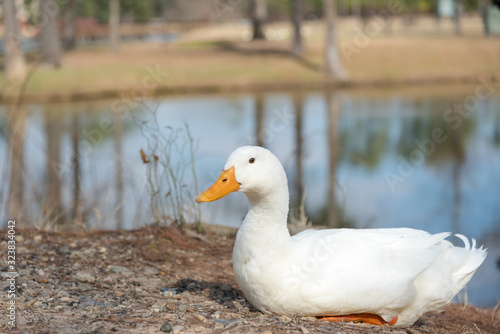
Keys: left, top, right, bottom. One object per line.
{"left": 0, "top": 225, "right": 498, "bottom": 334}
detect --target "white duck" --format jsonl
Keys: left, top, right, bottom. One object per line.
{"left": 195, "top": 146, "right": 487, "bottom": 326}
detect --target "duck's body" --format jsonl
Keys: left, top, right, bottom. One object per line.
{"left": 196, "top": 146, "right": 487, "bottom": 326}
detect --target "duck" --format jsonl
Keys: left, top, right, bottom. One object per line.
{"left": 195, "top": 146, "right": 487, "bottom": 326}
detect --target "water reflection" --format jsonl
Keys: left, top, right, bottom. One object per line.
{"left": 6, "top": 106, "right": 26, "bottom": 222}
{"left": 326, "top": 91, "right": 341, "bottom": 228}
{"left": 0, "top": 86, "right": 499, "bottom": 307}
{"left": 43, "top": 106, "right": 65, "bottom": 227}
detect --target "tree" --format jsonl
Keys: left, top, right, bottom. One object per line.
{"left": 109, "top": 0, "right": 120, "bottom": 51}
{"left": 323, "top": 0, "right": 345, "bottom": 78}
{"left": 2, "top": 0, "right": 26, "bottom": 80}
{"left": 252, "top": 0, "right": 267, "bottom": 40}
{"left": 62, "top": 0, "right": 77, "bottom": 51}
{"left": 40, "top": 0, "right": 62, "bottom": 68}
{"left": 291, "top": 0, "right": 303, "bottom": 55}
{"left": 454, "top": 0, "right": 462, "bottom": 35}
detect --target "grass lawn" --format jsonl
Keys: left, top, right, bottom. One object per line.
{"left": 1, "top": 16, "right": 499, "bottom": 101}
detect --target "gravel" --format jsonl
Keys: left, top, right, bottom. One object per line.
{"left": 2, "top": 226, "right": 497, "bottom": 334}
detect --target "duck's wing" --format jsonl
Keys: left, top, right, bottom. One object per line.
{"left": 284, "top": 228, "right": 451, "bottom": 320}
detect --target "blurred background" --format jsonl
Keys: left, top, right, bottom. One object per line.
{"left": 0, "top": 0, "right": 499, "bottom": 307}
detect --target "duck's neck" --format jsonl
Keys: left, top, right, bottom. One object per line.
{"left": 241, "top": 185, "right": 291, "bottom": 241}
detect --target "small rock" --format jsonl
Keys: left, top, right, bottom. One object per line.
{"left": 214, "top": 319, "right": 228, "bottom": 326}
{"left": 98, "top": 247, "right": 107, "bottom": 253}
{"left": 160, "top": 321, "right": 172, "bottom": 332}
{"left": 232, "top": 301, "right": 244, "bottom": 312}
{"left": 178, "top": 304, "right": 187, "bottom": 312}
{"left": 1, "top": 272, "right": 19, "bottom": 278}
{"left": 79, "top": 296, "right": 97, "bottom": 309}
{"left": 108, "top": 265, "right": 133, "bottom": 276}
{"left": 162, "top": 291, "right": 174, "bottom": 298}
{"left": 55, "top": 305, "right": 64, "bottom": 311}
{"left": 37, "top": 277, "right": 48, "bottom": 284}
{"left": 33, "top": 235, "right": 42, "bottom": 242}
{"left": 166, "top": 303, "right": 177, "bottom": 310}
{"left": 76, "top": 272, "right": 95, "bottom": 283}
{"left": 132, "top": 281, "right": 140, "bottom": 286}
{"left": 60, "top": 297, "right": 73, "bottom": 302}
{"left": 194, "top": 313, "right": 205, "bottom": 322}
{"left": 16, "top": 235, "right": 24, "bottom": 243}
{"left": 300, "top": 326, "right": 310, "bottom": 334}
{"left": 279, "top": 315, "right": 292, "bottom": 323}
{"left": 160, "top": 287, "right": 183, "bottom": 295}
{"left": 116, "top": 291, "right": 124, "bottom": 297}
{"left": 172, "top": 326, "right": 184, "bottom": 333}
{"left": 405, "top": 329, "right": 422, "bottom": 334}
{"left": 220, "top": 284, "right": 232, "bottom": 291}
{"left": 70, "top": 251, "right": 83, "bottom": 259}
{"left": 78, "top": 284, "right": 89, "bottom": 292}
{"left": 144, "top": 267, "right": 159, "bottom": 275}
{"left": 56, "top": 290, "right": 70, "bottom": 298}
{"left": 151, "top": 304, "right": 163, "bottom": 313}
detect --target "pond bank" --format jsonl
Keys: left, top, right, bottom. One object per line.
{"left": 2, "top": 225, "right": 498, "bottom": 333}
{"left": 2, "top": 72, "right": 499, "bottom": 104}
{"left": 1, "top": 32, "right": 499, "bottom": 104}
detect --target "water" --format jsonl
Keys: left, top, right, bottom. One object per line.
{"left": 0, "top": 84, "right": 499, "bottom": 307}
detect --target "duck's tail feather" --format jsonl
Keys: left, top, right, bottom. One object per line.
{"left": 450, "top": 234, "right": 487, "bottom": 294}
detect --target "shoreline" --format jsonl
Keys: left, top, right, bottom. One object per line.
{"left": 2, "top": 72, "right": 499, "bottom": 104}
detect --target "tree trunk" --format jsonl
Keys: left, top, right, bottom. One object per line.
{"left": 323, "top": 0, "right": 345, "bottom": 78}
{"left": 291, "top": 0, "right": 303, "bottom": 55}
{"left": 62, "top": 0, "right": 77, "bottom": 51}
{"left": 352, "top": 0, "right": 361, "bottom": 20}
{"left": 479, "top": 0, "right": 489, "bottom": 36}
{"left": 454, "top": 0, "right": 462, "bottom": 35}
{"left": 40, "top": 0, "right": 62, "bottom": 68}
{"left": 109, "top": 0, "right": 120, "bottom": 51}
{"left": 2, "top": 0, "right": 27, "bottom": 80}
{"left": 252, "top": 0, "right": 266, "bottom": 40}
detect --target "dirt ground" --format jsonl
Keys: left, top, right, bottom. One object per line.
{"left": 0, "top": 225, "right": 498, "bottom": 334}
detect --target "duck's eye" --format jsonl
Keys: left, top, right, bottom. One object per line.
{"left": 249, "top": 158, "right": 255, "bottom": 164}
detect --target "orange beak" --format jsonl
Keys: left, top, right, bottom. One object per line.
{"left": 195, "top": 166, "right": 240, "bottom": 203}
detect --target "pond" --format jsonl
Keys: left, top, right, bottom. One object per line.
{"left": 1, "top": 83, "right": 499, "bottom": 308}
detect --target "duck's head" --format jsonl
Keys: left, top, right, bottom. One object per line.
{"left": 195, "top": 146, "right": 287, "bottom": 203}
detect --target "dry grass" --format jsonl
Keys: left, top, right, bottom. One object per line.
{"left": 0, "top": 16, "right": 499, "bottom": 100}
